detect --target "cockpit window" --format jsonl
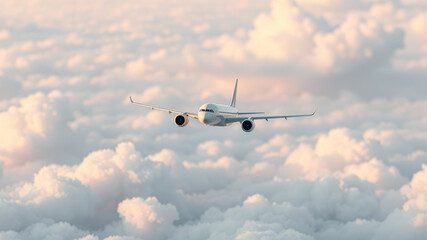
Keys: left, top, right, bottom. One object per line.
{"left": 199, "top": 109, "right": 214, "bottom": 113}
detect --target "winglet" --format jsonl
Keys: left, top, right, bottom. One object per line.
{"left": 230, "top": 79, "right": 238, "bottom": 108}
{"left": 129, "top": 96, "right": 134, "bottom": 103}
{"left": 312, "top": 109, "right": 316, "bottom": 116}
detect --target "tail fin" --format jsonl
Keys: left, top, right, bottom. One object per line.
{"left": 230, "top": 79, "right": 238, "bottom": 108}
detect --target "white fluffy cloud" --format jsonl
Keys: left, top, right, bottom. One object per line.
{"left": 0, "top": 91, "right": 83, "bottom": 169}
{"left": 118, "top": 197, "right": 178, "bottom": 239}
{"left": 171, "top": 193, "right": 316, "bottom": 240}
{"left": 246, "top": 0, "right": 317, "bottom": 61}
{"left": 401, "top": 165, "right": 427, "bottom": 211}
{"left": 311, "top": 14, "right": 403, "bottom": 72}
{"left": 0, "top": 130, "right": 424, "bottom": 239}
{"left": 0, "top": 142, "right": 179, "bottom": 234}
{"left": 279, "top": 127, "right": 410, "bottom": 193}
{"left": 283, "top": 128, "right": 368, "bottom": 176}
{"left": 343, "top": 159, "right": 407, "bottom": 191}
{"left": 208, "top": 0, "right": 405, "bottom": 74}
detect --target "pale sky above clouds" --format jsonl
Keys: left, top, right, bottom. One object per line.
{"left": 1, "top": 0, "right": 427, "bottom": 239}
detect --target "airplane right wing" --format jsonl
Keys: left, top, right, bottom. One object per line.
{"left": 129, "top": 96, "right": 198, "bottom": 119}
{"left": 224, "top": 111, "right": 316, "bottom": 124}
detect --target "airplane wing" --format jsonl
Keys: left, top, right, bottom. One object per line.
{"left": 237, "top": 112, "right": 265, "bottom": 115}
{"left": 224, "top": 111, "right": 316, "bottom": 124}
{"left": 129, "top": 96, "right": 198, "bottom": 119}
{"left": 219, "top": 111, "right": 265, "bottom": 116}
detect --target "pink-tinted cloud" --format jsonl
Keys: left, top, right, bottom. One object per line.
{"left": 1, "top": 0, "right": 427, "bottom": 239}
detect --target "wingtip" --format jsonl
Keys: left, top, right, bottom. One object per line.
{"left": 129, "top": 96, "right": 133, "bottom": 103}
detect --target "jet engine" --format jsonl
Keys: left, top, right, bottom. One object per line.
{"left": 241, "top": 119, "right": 255, "bottom": 132}
{"left": 174, "top": 114, "right": 189, "bottom": 127}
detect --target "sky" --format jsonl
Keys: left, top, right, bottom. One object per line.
{"left": 0, "top": 0, "right": 427, "bottom": 239}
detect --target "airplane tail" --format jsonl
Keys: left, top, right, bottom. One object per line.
{"left": 230, "top": 79, "right": 238, "bottom": 108}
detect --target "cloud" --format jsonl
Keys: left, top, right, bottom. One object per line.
{"left": 117, "top": 111, "right": 165, "bottom": 129}
{"left": 410, "top": 11, "right": 427, "bottom": 39}
{"left": 0, "top": 116, "right": 425, "bottom": 240}
{"left": 192, "top": 23, "right": 210, "bottom": 34}
{"left": 311, "top": 14, "right": 404, "bottom": 72}
{"left": 343, "top": 159, "right": 407, "bottom": 191}
{"left": 0, "top": 162, "right": 2, "bottom": 182}
{"left": 246, "top": 0, "right": 317, "bottom": 61}
{"left": 0, "top": 91, "right": 83, "bottom": 168}
{"left": 102, "top": 236, "right": 141, "bottom": 240}
{"left": 373, "top": 208, "right": 427, "bottom": 240}
{"left": 118, "top": 197, "right": 178, "bottom": 239}
{"left": 282, "top": 128, "right": 369, "bottom": 178}
{"left": 0, "top": 30, "right": 10, "bottom": 40}
{"left": 0, "top": 164, "right": 94, "bottom": 231}
{"left": 149, "top": 49, "right": 167, "bottom": 61}
{"left": 147, "top": 148, "right": 232, "bottom": 195}
{"left": 295, "top": 0, "right": 368, "bottom": 17}
{"left": 0, "top": 222, "right": 90, "bottom": 240}
{"left": 0, "top": 142, "right": 180, "bottom": 233}
{"left": 0, "top": 0, "right": 427, "bottom": 239}
{"left": 171, "top": 193, "right": 316, "bottom": 240}
{"left": 205, "top": 0, "right": 404, "bottom": 75}
{"left": 171, "top": 176, "right": 404, "bottom": 240}
{"left": 0, "top": 49, "right": 10, "bottom": 70}
{"left": 401, "top": 0, "right": 427, "bottom": 6}
{"left": 277, "top": 127, "right": 411, "bottom": 193}
{"left": 125, "top": 58, "right": 150, "bottom": 75}
{"left": 401, "top": 165, "right": 427, "bottom": 211}
{"left": 74, "top": 142, "right": 179, "bottom": 221}
{"left": 0, "top": 76, "right": 20, "bottom": 100}
{"left": 315, "top": 128, "right": 368, "bottom": 164}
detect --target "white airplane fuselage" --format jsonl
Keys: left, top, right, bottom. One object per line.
{"left": 198, "top": 103, "right": 237, "bottom": 126}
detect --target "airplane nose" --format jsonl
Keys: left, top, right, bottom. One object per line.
{"left": 198, "top": 113, "right": 211, "bottom": 124}
{"left": 198, "top": 113, "right": 206, "bottom": 124}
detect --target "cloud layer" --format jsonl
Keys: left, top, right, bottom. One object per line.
{"left": 1, "top": 0, "right": 427, "bottom": 239}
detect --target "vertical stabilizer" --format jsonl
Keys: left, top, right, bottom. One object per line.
{"left": 230, "top": 79, "right": 238, "bottom": 108}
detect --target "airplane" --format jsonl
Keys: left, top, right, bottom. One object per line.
{"left": 130, "top": 79, "right": 315, "bottom": 132}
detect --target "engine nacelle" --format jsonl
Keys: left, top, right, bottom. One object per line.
{"left": 241, "top": 119, "right": 255, "bottom": 132}
{"left": 174, "top": 114, "right": 189, "bottom": 127}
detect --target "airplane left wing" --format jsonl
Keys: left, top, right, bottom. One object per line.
{"left": 224, "top": 111, "right": 316, "bottom": 123}
{"left": 129, "top": 96, "right": 198, "bottom": 119}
